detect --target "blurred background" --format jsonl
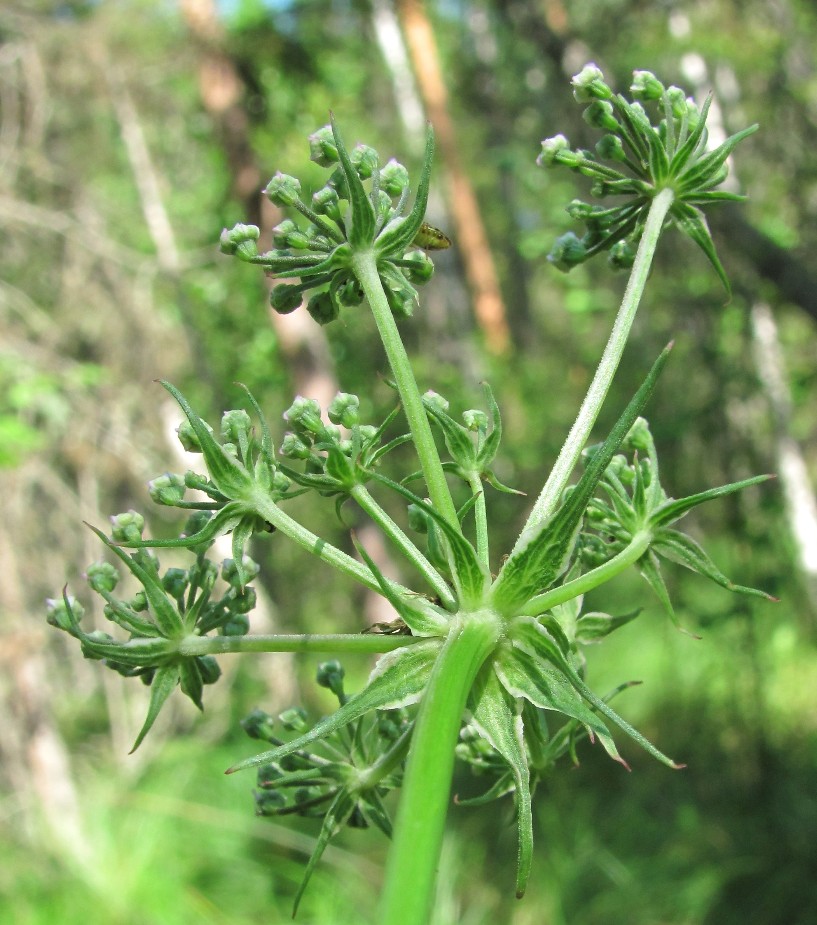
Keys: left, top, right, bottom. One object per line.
{"left": 2, "top": 1, "right": 816, "bottom": 923}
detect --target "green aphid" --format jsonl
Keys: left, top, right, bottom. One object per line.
{"left": 412, "top": 221, "right": 451, "bottom": 250}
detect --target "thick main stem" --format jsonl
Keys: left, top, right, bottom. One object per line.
{"left": 379, "top": 612, "right": 500, "bottom": 925}
{"left": 512, "top": 189, "right": 675, "bottom": 555}
{"left": 353, "top": 251, "right": 460, "bottom": 531}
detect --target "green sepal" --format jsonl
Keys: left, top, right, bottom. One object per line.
{"left": 374, "top": 125, "right": 435, "bottom": 257}
{"left": 497, "top": 623, "right": 626, "bottom": 767}
{"left": 160, "top": 382, "right": 255, "bottom": 502}
{"left": 87, "top": 525, "right": 185, "bottom": 639}
{"left": 493, "top": 345, "right": 671, "bottom": 614}
{"left": 353, "top": 537, "right": 449, "bottom": 637}
{"left": 653, "top": 528, "right": 774, "bottom": 600}
{"left": 638, "top": 549, "right": 682, "bottom": 630}
{"left": 130, "top": 663, "right": 181, "bottom": 753}
{"left": 371, "top": 473, "right": 487, "bottom": 607}
{"left": 179, "top": 658, "right": 204, "bottom": 711}
{"left": 509, "top": 617, "right": 682, "bottom": 768}
{"left": 649, "top": 474, "right": 772, "bottom": 529}
{"left": 292, "top": 790, "right": 355, "bottom": 917}
{"left": 469, "top": 666, "right": 532, "bottom": 898}
{"left": 671, "top": 201, "right": 730, "bottom": 298}
{"left": 330, "top": 114, "right": 376, "bottom": 248}
{"left": 226, "top": 640, "right": 440, "bottom": 774}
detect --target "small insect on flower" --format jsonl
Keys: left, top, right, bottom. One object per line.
{"left": 412, "top": 221, "right": 451, "bottom": 250}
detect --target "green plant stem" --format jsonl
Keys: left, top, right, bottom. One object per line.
{"left": 467, "top": 472, "right": 490, "bottom": 571}
{"left": 379, "top": 611, "right": 501, "bottom": 925}
{"left": 178, "top": 632, "right": 419, "bottom": 658}
{"left": 352, "top": 251, "right": 460, "bottom": 531}
{"left": 358, "top": 724, "right": 414, "bottom": 789}
{"left": 252, "top": 492, "right": 411, "bottom": 597}
{"left": 521, "top": 530, "right": 652, "bottom": 616}
{"left": 350, "top": 483, "right": 456, "bottom": 609}
{"left": 512, "top": 188, "right": 675, "bottom": 555}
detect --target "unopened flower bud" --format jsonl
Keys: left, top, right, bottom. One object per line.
{"left": 177, "top": 419, "right": 213, "bottom": 453}
{"left": 46, "top": 596, "right": 83, "bottom": 632}
{"left": 401, "top": 250, "right": 435, "bottom": 284}
{"left": 271, "top": 219, "right": 298, "bottom": 248}
{"left": 162, "top": 567, "right": 188, "bottom": 599}
{"left": 312, "top": 186, "right": 342, "bottom": 223}
{"left": 222, "top": 556, "right": 260, "bottom": 588}
{"left": 264, "top": 173, "right": 302, "bottom": 207}
{"left": 110, "top": 510, "right": 145, "bottom": 543}
{"left": 198, "top": 655, "right": 222, "bottom": 685}
{"left": 220, "top": 409, "right": 252, "bottom": 445}
{"left": 308, "top": 125, "right": 338, "bottom": 166}
{"left": 423, "top": 390, "right": 449, "bottom": 414}
{"left": 148, "top": 472, "right": 186, "bottom": 506}
{"left": 380, "top": 158, "right": 410, "bottom": 197}
{"left": 307, "top": 289, "right": 340, "bottom": 326}
{"left": 316, "top": 660, "right": 345, "bottom": 701}
{"left": 596, "top": 134, "right": 626, "bottom": 162}
{"left": 630, "top": 70, "right": 665, "bottom": 101}
{"left": 547, "top": 232, "right": 587, "bottom": 272}
{"left": 335, "top": 277, "right": 364, "bottom": 306}
{"left": 571, "top": 63, "right": 612, "bottom": 101}
{"left": 279, "top": 432, "right": 312, "bottom": 460}
{"left": 86, "top": 561, "right": 119, "bottom": 594}
{"left": 241, "top": 708, "right": 276, "bottom": 740}
{"left": 608, "top": 239, "right": 636, "bottom": 270}
{"left": 357, "top": 424, "right": 378, "bottom": 445}
{"left": 284, "top": 397, "right": 323, "bottom": 436}
{"left": 351, "top": 143, "right": 379, "bottom": 179}
{"left": 279, "top": 706, "right": 309, "bottom": 732}
{"left": 536, "top": 134, "right": 570, "bottom": 167}
{"left": 219, "top": 223, "right": 260, "bottom": 257}
{"left": 583, "top": 100, "right": 620, "bottom": 132}
{"left": 270, "top": 284, "right": 303, "bottom": 315}
{"left": 223, "top": 612, "right": 250, "bottom": 635}
{"left": 462, "top": 409, "right": 488, "bottom": 432}
{"left": 328, "top": 392, "right": 360, "bottom": 428}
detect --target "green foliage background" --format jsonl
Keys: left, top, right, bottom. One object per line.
{"left": 1, "top": 1, "right": 816, "bottom": 923}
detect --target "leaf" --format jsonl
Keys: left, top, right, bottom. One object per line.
{"left": 330, "top": 114, "right": 376, "bottom": 248}
{"left": 649, "top": 474, "right": 773, "bottom": 529}
{"left": 653, "top": 528, "right": 775, "bottom": 600}
{"left": 179, "top": 658, "right": 204, "bottom": 710}
{"left": 493, "top": 345, "right": 672, "bottom": 614}
{"left": 87, "top": 525, "right": 185, "bottom": 639}
{"left": 422, "top": 397, "right": 477, "bottom": 469}
{"left": 668, "top": 94, "right": 713, "bottom": 176}
{"left": 130, "top": 663, "right": 180, "bottom": 753}
{"left": 638, "top": 549, "right": 681, "bottom": 630}
{"left": 292, "top": 790, "right": 356, "bottom": 917}
{"left": 496, "top": 630, "right": 626, "bottom": 767}
{"left": 115, "top": 502, "right": 246, "bottom": 551}
{"left": 509, "top": 617, "right": 682, "bottom": 769}
{"left": 353, "top": 537, "right": 449, "bottom": 637}
{"left": 160, "top": 381, "right": 255, "bottom": 501}
{"left": 671, "top": 202, "right": 730, "bottom": 298}
{"left": 469, "top": 666, "right": 533, "bottom": 898}
{"left": 226, "top": 640, "right": 440, "bottom": 774}
{"left": 374, "top": 125, "right": 435, "bottom": 257}
{"left": 371, "top": 473, "right": 487, "bottom": 607}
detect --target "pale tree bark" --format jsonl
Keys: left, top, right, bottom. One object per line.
{"left": 397, "top": 0, "right": 510, "bottom": 355}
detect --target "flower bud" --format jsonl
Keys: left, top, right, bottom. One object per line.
{"left": 328, "top": 392, "right": 360, "bottom": 428}
{"left": 307, "top": 289, "right": 340, "bottom": 326}
{"left": 264, "top": 172, "right": 302, "bottom": 207}
{"left": 407, "top": 503, "right": 430, "bottom": 534}
{"left": 335, "top": 277, "right": 364, "bottom": 307}
{"left": 583, "top": 100, "right": 620, "bottom": 132}
{"left": 110, "top": 510, "right": 145, "bottom": 543}
{"left": 183, "top": 511, "right": 214, "bottom": 541}
{"left": 547, "top": 232, "right": 587, "bottom": 272}
{"left": 86, "top": 561, "right": 119, "bottom": 594}
{"left": 177, "top": 419, "right": 213, "bottom": 453}
{"left": 220, "top": 409, "right": 253, "bottom": 445}
{"left": 571, "top": 63, "right": 612, "bottom": 102}
{"left": 279, "top": 706, "right": 309, "bottom": 732}
{"left": 46, "top": 596, "right": 83, "bottom": 632}
{"left": 423, "top": 390, "right": 449, "bottom": 414}
{"left": 624, "top": 417, "right": 652, "bottom": 452}
{"left": 401, "top": 250, "right": 435, "bottom": 284}
{"left": 308, "top": 125, "right": 338, "bottom": 166}
{"left": 241, "top": 708, "right": 276, "bottom": 740}
{"left": 148, "top": 472, "right": 186, "bottom": 506}
{"left": 462, "top": 409, "right": 488, "bottom": 432}
{"left": 312, "top": 186, "right": 342, "bottom": 223}
{"left": 254, "top": 790, "right": 287, "bottom": 815}
{"left": 630, "top": 70, "right": 665, "bottom": 101}
{"left": 222, "top": 612, "right": 250, "bottom": 635}
{"left": 270, "top": 283, "right": 303, "bottom": 315}
{"left": 351, "top": 143, "right": 379, "bottom": 179}
{"left": 380, "top": 158, "right": 410, "bottom": 197}
{"left": 357, "top": 424, "right": 378, "bottom": 445}
{"left": 596, "top": 134, "right": 626, "bottom": 162}
{"left": 219, "top": 223, "right": 260, "bottom": 257}
{"left": 279, "top": 432, "right": 312, "bottom": 460}
{"left": 162, "top": 567, "right": 188, "bottom": 600}
{"left": 284, "top": 397, "right": 323, "bottom": 436}
{"left": 608, "top": 239, "right": 635, "bottom": 270}
{"left": 536, "top": 134, "right": 570, "bottom": 167}
{"left": 222, "top": 556, "right": 260, "bottom": 588}
{"left": 198, "top": 655, "right": 222, "bottom": 685}
{"left": 316, "top": 660, "right": 345, "bottom": 701}
{"left": 271, "top": 219, "right": 298, "bottom": 248}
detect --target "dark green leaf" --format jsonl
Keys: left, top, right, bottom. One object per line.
{"left": 130, "top": 664, "right": 180, "bottom": 753}
{"left": 330, "top": 114, "right": 376, "bottom": 248}
{"left": 649, "top": 474, "right": 772, "bottom": 528}
{"left": 671, "top": 202, "right": 730, "bottom": 297}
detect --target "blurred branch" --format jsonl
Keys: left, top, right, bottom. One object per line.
{"left": 397, "top": 0, "right": 510, "bottom": 355}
